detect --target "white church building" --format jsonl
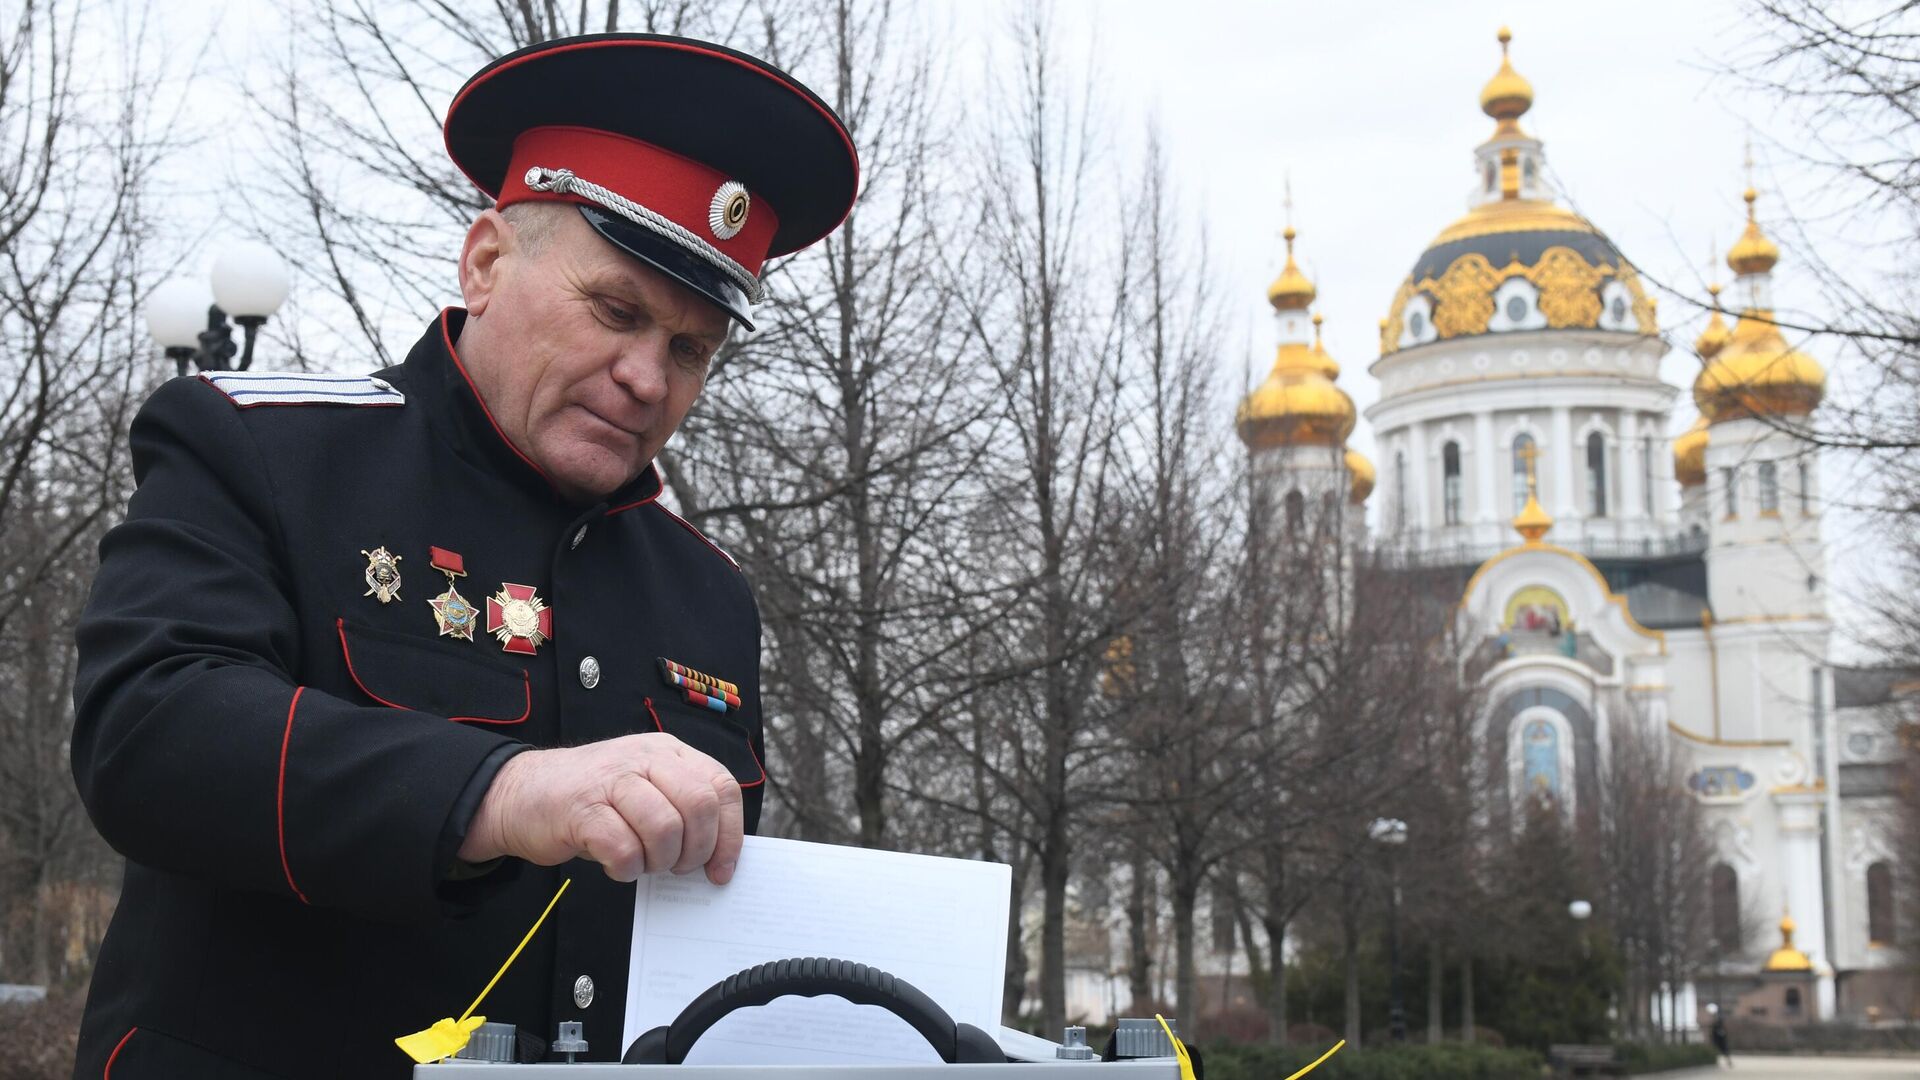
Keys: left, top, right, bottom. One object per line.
{"left": 1234, "top": 27, "right": 1913, "bottom": 1025}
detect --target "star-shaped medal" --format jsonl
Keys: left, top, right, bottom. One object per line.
{"left": 486, "top": 583, "right": 552, "bottom": 655}
{"left": 426, "top": 546, "right": 477, "bottom": 641}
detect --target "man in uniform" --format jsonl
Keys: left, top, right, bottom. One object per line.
{"left": 68, "top": 34, "right": 858, "bottom": 1078}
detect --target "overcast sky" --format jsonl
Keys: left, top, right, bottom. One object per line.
{"left": 154, "top": 0, "right": 1890, "bottom": 648}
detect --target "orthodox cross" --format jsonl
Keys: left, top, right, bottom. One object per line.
{"left": 1517, "top": 439, "right": 1542, "bottom": 496}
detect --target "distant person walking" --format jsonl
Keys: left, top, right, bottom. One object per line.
{"left": 1708, "top": 1004, "right": 1733, "bottom": 1068}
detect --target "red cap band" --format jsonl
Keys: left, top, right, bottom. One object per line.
{"left": 496, "top": 125, "right": 780, "bottom": 277}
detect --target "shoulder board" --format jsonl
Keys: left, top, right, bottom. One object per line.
{"left": 199, "top": 370, "right": 405, "bottom": 408}
{"left": 653, "top": 503, "right": 741, "bottom": 571}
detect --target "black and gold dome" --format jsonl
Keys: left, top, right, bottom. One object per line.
{"left": 1379, "top": 30, "right": 1660, "bottom": 356}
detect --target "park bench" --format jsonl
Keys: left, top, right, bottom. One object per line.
{"left": 1548, "top": 1044, "right": 1624, "bottom": 1078}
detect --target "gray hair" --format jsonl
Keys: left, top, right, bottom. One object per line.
{"left": 497, "top": 201, "right": 574, "bottom": 257}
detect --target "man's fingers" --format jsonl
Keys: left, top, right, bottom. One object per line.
{"left": 608, "top": 773, "right": 683, "bottom": 875}
{"left": 645, "top": 754, "right": 725, "bottom": 876}
{"left": 705, "top": 772, "right": 745, "bottom": 886}
{"left": 576, "top": 803, "right": 644, "bottom": 882}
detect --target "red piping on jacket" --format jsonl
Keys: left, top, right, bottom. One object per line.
{"left": 644, "top": 696, "right": 764, "bottom": 788}
{"left": 103, "top": 1025, "right": 136, "bottom": 1078}
{"left": 336, "top": 618, "right": 531, "bottom": 725}
{"left": 442, "top": 39, "right": 860, "bottom": 246}
{"left": 650, "top": 503, "right": 740, "bottom": 570}
{"left": 277, "top": 688, "right": 310, "bottom": 905}
{"left": 438, "top": 311, "right": 556, "bottom": 490}
{"left": 603, "top": 463, "right": 665, "bottom": 516}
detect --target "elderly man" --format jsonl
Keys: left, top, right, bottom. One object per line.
{"left": 68, "top": 35, "right": 857, "bottom": 1078}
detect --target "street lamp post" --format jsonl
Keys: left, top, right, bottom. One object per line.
{"left": 145, "top": 242, "right": 291, "bottom": 375}
{"left": 1369, "top": 817, "right": 1409, "bottom": 1043}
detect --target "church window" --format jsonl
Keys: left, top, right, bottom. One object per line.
{"left": 1520, "top": 718, "right": 1561, "bottom": 805}
{"left": 1586, "top": 432, "right": 1608, "bottom": 517}
{"left": 1505, "top": 296, "right": 1528, "bottom": 323}
{"left": 1798, "top": 460, "right": 1812, "bottom": 515}
{"left": 1784, "top": 987, "right": 1803, "bottom": 1015}
{"left": 1484, "top": 161, "right": 1496, "bottom": 192}
{"left": 1394, "top": 451, "right": 1408, "bottom": 533}
{"left": 1723, "top": 466, "right": 1739, "bottom": 517}
{"left": 1410, "top": 311, "right": 1427, "bottom": 338}
{"left": 1284, "top": 489, "right": 1305, "bottom": 538}
{"left": 1711, "top": 864, "right": 1741, "bottom": 952}
{"left": 1869, "top": 861, "right": 1896, "bottom": 944}
{"left": 1610, "top": 296, "right": 1627, "bottom": 322}
{"left": 1443, "top": 441, "right": 1462, "bottom": 525}
{"left": 1523, "top": 156, "right": 1537, "bottom": 186}
{"left": 1758, "top": 462, "right": 1779, "bottom": 513}
{"left": 1642, "top": 435, "right": 1654, "bottom": 514}
{"left": 1512, "top": 433, "right": 1536, "bottom": 515}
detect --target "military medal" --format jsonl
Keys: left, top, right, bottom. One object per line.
{"left": 426, "top": 547, "right": 478, "bottom": 641}
{"left": 361, "top": 546, "right": 403, "bottom": 603}
{"left": 657, "top": 657, "right": 740, "bottom": 713}
{"left": 487, "top": 583, "right": 552, "bottom": 655}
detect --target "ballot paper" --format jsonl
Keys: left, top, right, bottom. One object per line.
{"left": 621, "top": 835, "right": 1012, "bottom": 1066}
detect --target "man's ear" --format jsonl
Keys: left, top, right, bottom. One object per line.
{"left": 459, "top": 209, "right": 512, "bottom": 317}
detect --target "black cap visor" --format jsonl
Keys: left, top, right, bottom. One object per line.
{"left": 576, "top": 204, "right": 755, "bottom": 331}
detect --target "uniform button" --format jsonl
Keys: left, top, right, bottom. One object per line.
{"left": 573, "top": 974, "right": 595, "bottom": 1009}
{"left": 579, "top": 656, "right": 601, "bottom": 690}
{"left": 571, "top": 524, "right": 589, "bottom": 549}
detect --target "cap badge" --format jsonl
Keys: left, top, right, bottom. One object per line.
{"left": 426, "top": 546, "right": 478, "bottom": 642}
{"left": 709, "top": 181, "right": 750, "bottom": 240}
{"left": 361, "top": 547, "right": 403, "bottom": 604}
{"left": 487, "top": 582, "right": 553, "bottom": 655}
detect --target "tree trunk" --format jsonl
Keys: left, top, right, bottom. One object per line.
{"left": 1171, "top": 869, "right": 1198, "bottom": 1037}
{"left": 1003, "top": 864, "right": 1029, "bottom": 1025}
{"left": 1039, "top": 813, "right": 1070, "bottom": 1035}
{"left": 1126, "top": 854, "right": 1154, "bottom": 1014}
{"left": 1428, "top": 944, "right": 1443, "bottom": 1043}
{"left": 1264, "top": 915, "right": 1288, "bottom": 1046}
{"left": 1342, "top": 907, "right": 1362, "bottom": 1048}
{"left": 1460, "top": 955, "right": 1475, "bottom": 1043}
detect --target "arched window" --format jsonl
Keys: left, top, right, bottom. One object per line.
{"left": 1394, "top": 451, "right": 1408, "bottom": 534}
{"left": 1443, "top": 441, "right": 1462, "bottom": 526}
{"left": 1758, "top": 461, "right": 1779, "bottom": 514}
{"left": 1521, "top": 718, "right": 1562, "bottom": 805}
{"left": 1869, "top": 861, "right": 1896, "bottom": 944}
{"left": 1723, "top": 466, "right": 1740, "bottom": 518}
{"left": 1711, "top": 864, "right": 1741, "bottom": 952}
{"left": 1784, "top": 987, "right": 1803, "bottom": 1016}
{"left": 1284, "top": 489, "right": 1305, "bottom": 538}
{"left": 1512, "top": 433, "right": 1537, "bottom": 515}
{"left": 1483, "top": 160, "right": 1496, "bottom": 193}
{"left": 1586, "top": 431, "right": 1608, "bottom": 517}
{"left": 1798, "top": 460, "right": 1813, "bottom": 515}
{"left": 1642, "top": 434, "right": 1655, "bottom": 514}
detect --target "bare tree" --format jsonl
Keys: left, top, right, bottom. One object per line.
{"left": 0, "top": 0, "right": 175, "bottom": 987}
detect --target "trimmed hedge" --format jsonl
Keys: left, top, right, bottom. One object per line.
{"left": 1616, "top": 1042, "right": 1716, "bottom": 1073}
{"left": 1202, "top": 1041, "right": 1542, "bottom": 1080}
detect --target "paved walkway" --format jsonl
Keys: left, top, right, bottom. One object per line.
{"left": 1665, "top": 1054, "right": 1919, "bottom": 1078}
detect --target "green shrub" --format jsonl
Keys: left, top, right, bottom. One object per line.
{"left": 1613, "top": 1042, "right": 1716, "bottom": 1073}
{"left": 1202, "top": 1040, "right": 1543, "bottom": 1080}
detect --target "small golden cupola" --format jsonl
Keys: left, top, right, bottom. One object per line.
{"left": 1673, "top": 416, "right": 1710, "bottom": 489}
{"left": 1237, "top": 228, "right": 1357, "bottom": 451}
{"left": 1764, "top": 911, "right": 1814, "bottom": 973}
{"left": 1695, "top": 283, "right": 1731, "bottom": 361}
{"left": 1480, "top": 26, "right": 1534, "bottom": 136}
{"left": 1344, "top": 448, "right": 1375, "bottom": 504}
{"left": 1695, "top": 187, "right": 1826, "bottom": 424}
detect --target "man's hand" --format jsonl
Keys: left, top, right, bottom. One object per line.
{"left": 459, "top": 733, "right": 743, "bottom": 885}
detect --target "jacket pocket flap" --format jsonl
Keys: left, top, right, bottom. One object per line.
{"left": 646, "top": 696, "right": 765, "bottom": 788}
{"left": 337, "top": 618, "right": 529, "bottom": 725}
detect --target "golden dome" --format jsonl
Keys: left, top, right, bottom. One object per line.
{"left": 1695, "top": 313, "right": 1825, "bottom": 423}
{"left": 1695, "top": 283, "right": 1731, "bottom": 360}
{"left": 1480, "top": 27, "right": 1533, "bottom": 129}
{"left": 1673, "top": 416, "right": 1709, "bottom": 488}
{"left": 1237, "top": 335, "right": 1357, "bottom": 452}
{"left": 1727, "top": 188, "right": 1780, "bottom": 276}
{"left": 1345, "top": 448, "right": 1375, "bottom": 504}
{"left": 1268, "top": 227, "right": 1317, "bottom": 312}
{"left": 1764, "top": 912, "right": 1813, "bottom": 973}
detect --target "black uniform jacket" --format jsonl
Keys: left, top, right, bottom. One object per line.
{"left": 69, "top": 309, "right": 766, "bottom": 1078}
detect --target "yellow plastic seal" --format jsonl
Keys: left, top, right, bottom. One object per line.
{"left": 1282, "top": 1037, "right": 1347, "bottom": 1080}
{"left": 395, "top": 877, "right": 572, "bottom": 1064}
